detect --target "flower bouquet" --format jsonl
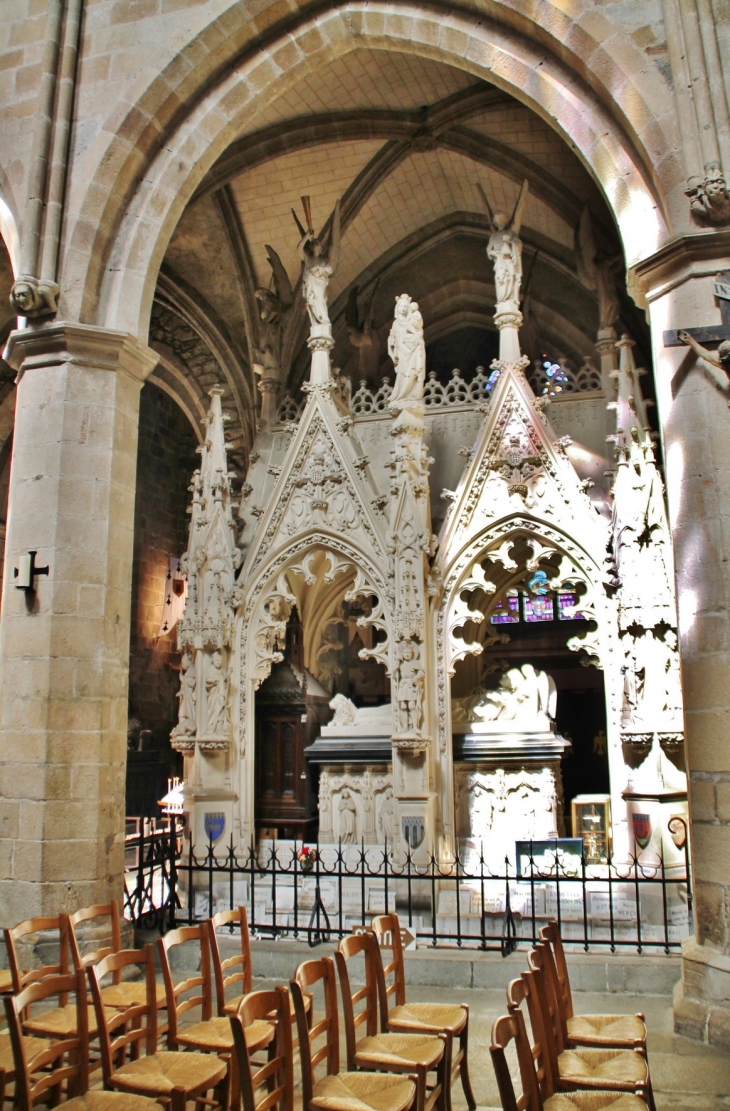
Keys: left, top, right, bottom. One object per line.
{"left": 297, "top": 845, "right": 317, "bottom": 874}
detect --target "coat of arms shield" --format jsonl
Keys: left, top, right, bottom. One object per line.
{"left": 632, "top": 812, "right": 651, "bottom": 851}
{"left": 204, "top": 812, "right": 225, "bottom": 843}
{"left": 401, "top": 816, "right": 425, "bottom": 849}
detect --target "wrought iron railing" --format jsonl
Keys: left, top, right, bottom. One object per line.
{"left": 123, "top": 819, "right": 692, "bottom": 955}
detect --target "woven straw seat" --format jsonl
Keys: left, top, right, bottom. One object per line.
{"left": 566, "top": 1016, "right": 647, "bottom": 1046}
{"left": 355, "top": 1032, "right": 444, "bottom": 1069}
{"left": 0, "top": 1031, "right": 50, "bottom": 1072}
{"left": 557, "top": 1048, "right": 648, "bottom": 1087}
{"left": 110, "top": 1050, "right": 226, "bottom": 1095}
{"left": 545, "top": 1094, "right": 648, "bottom": 1111}
{"left": 387, "top": 1003, "right": 466, "bottom": 1034}
{"left": 311, "top": 1071, "right": 417, "bottom": 1111}
{"left": 177, "top": 1015, "right": 272, "bottom": 1054}
{"left": 23, "top": 1002, "right": 117, "bottom": 1038}
{"left": 99, "top": 982, "right": 167, "bottom": 1010}
{"left": 63, "top": 1093, "right": 161, "bottom": 1111}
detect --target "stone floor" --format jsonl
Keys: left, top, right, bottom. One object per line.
{"left": 251, "top": 975, "right": 730, "bottom": 1111}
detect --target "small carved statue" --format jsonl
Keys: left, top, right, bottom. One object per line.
{"left": 621, "top": 636, "right": 645, "bottom": 728}
{"left": 478, "top": 179, "right": 529, "bottom": 307}
{"left": 253, "top": 244, "right": 294, "bottom": 374}
{"left": 388, "top": 294, "right": 426, "bottom": 409}
{"left": 395, "top": 639, "right": 424, "bottom": 734}
{"left": 685, "top": 162, "right": 730, "bottom": 227}
{"left": 345, "top": 282, "right": 380, "bottom": 380}
{"left": 678, "top": 330, "right": 730, "bottom": 382}
{"left": 294, "top": 196, "right": 341, "bottom": 328}
{"left": 174, "top": 652, "right": 197, "bottom": 736}
{"left": 379, "top": 788, "right": 395, "bottom": 844}
{"left": 205, "top": 649, "right": 229, "bottom": 735}
{"left": 10, "top": 276, "right": 59, "bottom": 318}
{"left": 338, "top": 789, "right": 357, "bottom": 843}
{"left": 575, "top": 205, "right": 622, "bottom": 332}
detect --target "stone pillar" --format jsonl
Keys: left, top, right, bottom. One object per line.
{"left": 308, "top": 326, "right": 334, "bottom": 384}
{"left": 0, "top": 323, "right": 157, "bottom": 925}
{"left": 494, "top": 307, "right": 522, "bottom": 362}
{"left": 636, "top": 232, "right": 730, "bottom": 1049}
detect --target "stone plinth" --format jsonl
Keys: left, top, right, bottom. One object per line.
{"left": 0, "top": 324, "right": 157, "bottom": 924}
{"left": 674, "top": 938, "right": 730, "bottom": 1050}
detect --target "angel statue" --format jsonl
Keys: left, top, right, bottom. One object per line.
{"left": 575, "top": 205, "right": 622, "bottom": 333}
{"left": 345, "top": 282, "right": 380, "bottom": 380}
{"left": 293, "top": 195, "right": 341, "bottom": 329}
{"left": 478, "top": 179, "right": 529, "bottom": 308}
{"left": 388, "top": 293, "right": 426, "bottom": 409}
{"left": 253, "top": 244, "right": 294, "bottom": 375}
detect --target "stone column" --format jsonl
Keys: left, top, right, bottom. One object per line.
{"left": 0, "top": 323, "right": 157, "bottom": 925}
{"left": 636, "top": 231, "right": 730, "bottom": 1049}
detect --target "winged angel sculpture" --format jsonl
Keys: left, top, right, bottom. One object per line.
{"left": 253, "top": 245, "right": 294, "bottom": 376}
{"left": 478, "top": 179, "right": 529, "bottom": 308}
{"left": 293, "top": 195, "right": 341, "bottom": 328}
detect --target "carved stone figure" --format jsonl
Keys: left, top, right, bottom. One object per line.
{"left": 338, "top": 789, "right": 357, "bottom": 843}
{"left": 478, "top": 180, "right": 529, "bottom": 307}
{"left": 575, "top": 205, "right": 621, "bottom": 332}
{"left": 395, "top": 640, "right": 424, "bottom": 734}
{"left": 296, "top": 198, "right": 341, "bottom": 328}
{"left": 328, "top": 694, "right": 392, "bottom": 732}
{"left": 685, "top": 163, "right": 730, "bottom": 227}
{"left": 621, "top": 636, "right": 644, "bottom": 729}
{"left": 379, "top": 788, "right": 395, "bottom": 844}
{"left": 454, "top": 664, "right": 556, "bottom": 732}
{"left": 10, "top": 276, "right": 59, "bottom": 318}
{"left": 205, "top": 650, "right": 230, "bottom": 735}
{"left": 387, "top": 294, "right": 426, "bottom": 409}
{"left": 174, "top": 653, "right": 197, "bottom": 736}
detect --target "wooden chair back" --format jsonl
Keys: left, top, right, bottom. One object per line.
{"left": 157, "top": 924, "right": 213, "bottom": 1048}
{"left": 506, "top": 972, "right": 556, "bottom": 1099}
{"left": 371, "top": 914, "right": 407, "bottom": 1014}
{"left": 538, "top": 922, "right": 573, "bottom": 1020}
{"left": 490, "top": 1010, "right": 542, "bottom": 1111}
{"left": 334, "top": 931, "right": 382, "bottom": 1069}
{"left": 87, "top": 945, "right": 157, "bottom": 1083}
{"left": 207, "top": 906, "right": 252, "bottom": 1015}
{"left": 231, "top": 988, "right": 293, "bottom": 1111}
{"left": 527, "top": 943, "right": 566, "bottom": 1052}
{"left": 4, "top": 968, "right": 89, "bottom": 1111}
{"left": 67, "top": 902, "right": 122, "bottom": 976}
{"left": 290, "top": 957, "right": 340, "bottom": 1110}
{"left": 4, "top": 915, "right": 69, "bottom": 995}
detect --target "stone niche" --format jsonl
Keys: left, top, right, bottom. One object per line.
{"left": 316, "top": 765, "right": 394, "bottom": 845}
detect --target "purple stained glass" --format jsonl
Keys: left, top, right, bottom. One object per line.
{"left": 490, "top": 593, "right": 519, "bottom": 624}
{"left": 558, "top": 590, "right": 585, "bottom": 621}
{"left": 523, "top": 593, "right": 554, "bottom": 622}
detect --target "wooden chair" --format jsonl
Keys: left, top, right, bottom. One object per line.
{"left": 5, "top": 914, "right": 116, "bottom": 1044}
{"left": 371, "top": 914, "right": 475, "bottom": 1111}
{"left": 68, "top": 902, "right": 166, "bottom": 1015}
{"left": 207, "top": 908, "right": 253, "bottom": 1018}
{"left": 4, "top": 966, "right": 159, "bottom": 1111}
{"left": 291, "top": 956, "right": 417, "bottom": 1111}
{"left": 506, "top": 967, "right": 654, "bottom": 1111}
{"left": 335, "top": 932, "right": 446, "bottom": 1111}
{"left": 490, "top": 1008, "right": 649, "bottom": 1111}
{"left": 207, "top": 907, "right": 310, "bottom": 1038}
{"left": 230, "top": 988, "right": 293, "bottom": 1111}
{"left": 538, "top": 923, "right": 647, "bottom": 1051}
{"left": 4, "top": 914, "right": 69, "bottom": 994}
{"left": 88, "top": 943, "right": 228, "bottom": 1111}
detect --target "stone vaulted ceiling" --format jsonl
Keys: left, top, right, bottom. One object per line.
{"left": 152, "top": 47, "right": 651, "bottom": 460}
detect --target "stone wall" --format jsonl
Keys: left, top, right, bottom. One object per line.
{"left": 128, "top": 382, "right": 198, "bottom": 741}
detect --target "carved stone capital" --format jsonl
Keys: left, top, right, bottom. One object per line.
{"left": 308, "top": 335, "right": 335, "bottom": 353}
{"left": 4, "top": 322, "right": 159, "bottom": 385}
{"left": 493, "top": 307, "right": 523, "bottom": 331}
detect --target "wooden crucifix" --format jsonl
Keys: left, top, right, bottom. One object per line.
{"left": 663, "top": 269, "right": 730, "bottom": 379}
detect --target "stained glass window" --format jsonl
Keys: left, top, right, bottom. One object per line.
{"left": 490, "top": 592, "right": 519, "bottom": 624}
{"left": 523, "top": 593, "right": 554, "bottom": 622}
{"left": 557, "top": 590, "right": 584, "bottom": 620}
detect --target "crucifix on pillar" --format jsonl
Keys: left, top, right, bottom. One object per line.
{"left": 664, "top": 270, "right": 730, "bottom": 380}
